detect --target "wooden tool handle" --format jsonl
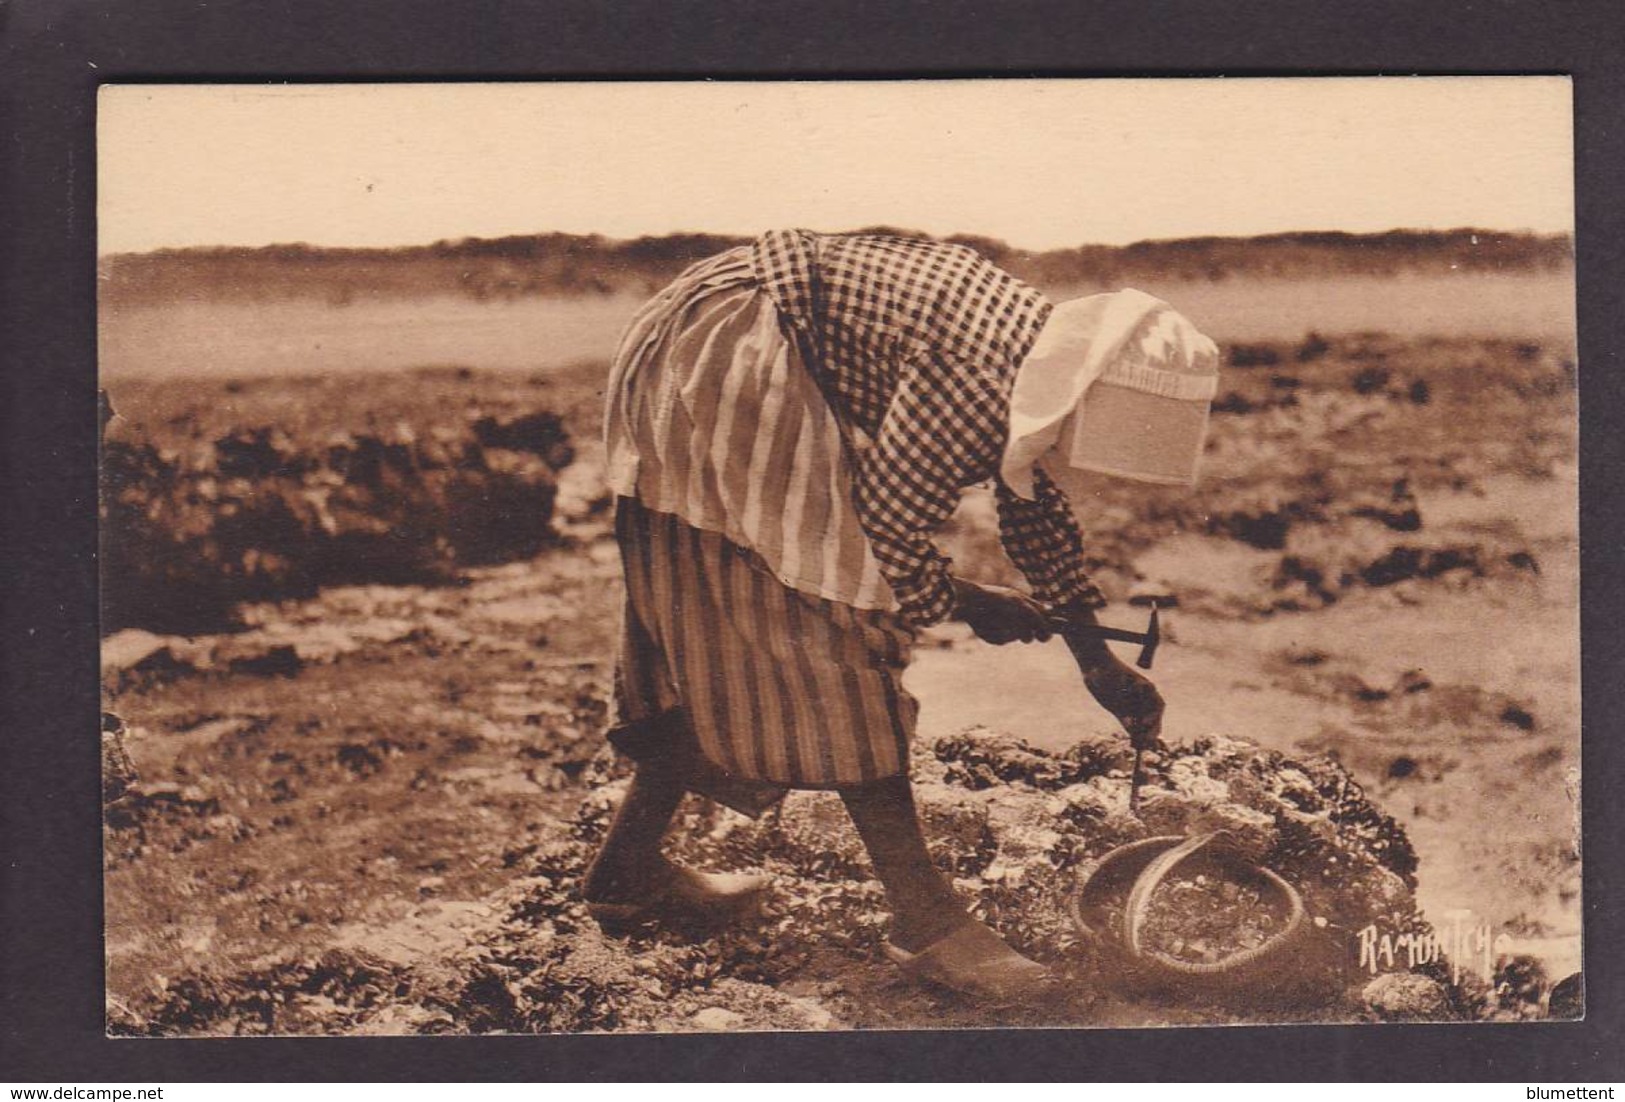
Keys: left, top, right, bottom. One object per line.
{"left": 1048, "top": 606, "right": 1160, "bottom": 670}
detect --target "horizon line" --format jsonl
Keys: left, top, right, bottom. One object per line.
{"left": 98, "top": 223, "right": 1576, "bottom": 261}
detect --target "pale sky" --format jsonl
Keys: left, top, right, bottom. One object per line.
{"left": 97, "top": 78, "right": 1574, "bottom": 256}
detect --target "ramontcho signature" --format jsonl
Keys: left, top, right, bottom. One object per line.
{"left": 1357, "top": 909, "right": 1515, "bottom": 984}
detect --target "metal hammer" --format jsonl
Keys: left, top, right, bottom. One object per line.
{"left": 1048, "top": 603, "right": 1161, "bottom": 670}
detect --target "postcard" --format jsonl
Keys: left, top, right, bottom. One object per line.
{"left": 97, "top": 77, "right": 1579, "bottom": 1034}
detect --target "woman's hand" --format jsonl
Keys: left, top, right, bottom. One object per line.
{"left": 951, "top": 578, "right": 1054, "bottom": 646}
{"left": 1052, "top": 603, "right": 1164, "bottom": 749}
{"left": 1081, "top": 654, "right": 1165, "bottom": 750}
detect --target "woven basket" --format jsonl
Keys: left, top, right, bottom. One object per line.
{"left": 1070, "top": 831, "right": 1307, "bottom": 991}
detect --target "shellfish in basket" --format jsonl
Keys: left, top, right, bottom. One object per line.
{"left": 1070, "top": 831, "right": 1309, "bottom": 995}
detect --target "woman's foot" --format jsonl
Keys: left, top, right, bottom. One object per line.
{"left": 885, "top": 919, "right": 1053, "bottom": 1003}
{"left": 838, "top": 775, "right": 985, "bottom": 953}
{"left": 887, "top": 900, "right": 978, "bottom": 954}
{"left": 583, "top": 855, "right": 769, "bottom": 935}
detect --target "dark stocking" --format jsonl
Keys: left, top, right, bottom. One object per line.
{"left": 582, "top": 754, "right": 688, "bottom": 903}
{"left": 841, "top": 775, "right": 971, "bottom": 952}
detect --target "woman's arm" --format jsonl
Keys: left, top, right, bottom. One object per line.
{"left": 997, "top": 478, "right": 1165, "bottom": 748}
{"left": 850, "top": 352, "right": 1011, "bottom": 628}
{"left": 992, "top": 466, "right": 1108, "bottom": 614}
{"left": 1054, "top": 599, "right": 1165, "bottom": 749}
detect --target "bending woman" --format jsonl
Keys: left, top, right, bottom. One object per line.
{"left": 584, "top": 228, "right": 1219, "bottom": 1000}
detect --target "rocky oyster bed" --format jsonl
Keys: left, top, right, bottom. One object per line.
{"left": 107, "top": 725, "right": 1554, "bottom": 1034}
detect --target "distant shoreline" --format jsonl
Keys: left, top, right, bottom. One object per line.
{"left": 99, "top": 227, "right": 1575, "bottom": 309}
{"left": 99, "top": 269, "right": 1577, "bottom": 382}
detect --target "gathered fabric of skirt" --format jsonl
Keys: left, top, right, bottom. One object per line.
{"left": 604, "top": 246, "right": 896, "bottom": 611}
{"left": 611, "top": 498, "right": 917, "bottom": 792}
{"left": 604, "top": 247, "right": 922, "bottom": 790}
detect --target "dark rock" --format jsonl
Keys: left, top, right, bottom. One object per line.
{"left": 213, "top": 427, "right": 306, "bottom": 480}
{"left": 1353, "top": 683, "right": 1390, "bottom": 703}
{"left": 1494, "top": 954, "right": 1548, "bottom": 1011}
{"left": 337, "top": 743, "right": 386, "bottom": 776}
{"left": 1209, "top": 390, "right": 1300, "bottom": 416}
{"left": 1351, "top": 479, "right": 1422, "bottom": 532}
{"left": 1359, "top": 545, "right": 1484, "bottom": 588}
{"left": 1547, "top": 972, "right": 1583, "bottom": 1019}
{"left": 1422, "top": 547, "right": 1482, "bottom": 578}
{"left": 1296, "top": 332, "right": 1331, "bottom": 363}
{"left": 1216, "top": 510, "right": 1292, "bottom": 550}
{"left": 103, "top": 407, "right": 571, "bottom": 634}
{"left": 1505, "top": 550, "right": 1541, "bottom": 574}
{"left": 111, "top": 643, "right": 200, "bottom": 692}
{"left": 1396, "top": 670, "right": 1433, "bottom": 694}
{"left": 1351, "top": 366, "right": 1392, "bottom": 395}
{"left": 101, "top": 439, "right": 177, "bottom": 494}
{"left": 1271, "top": 556, "right": 1337, "bottom": 609}
{"left": 435, "top": 464, "right": 559, "bottom": 565}
{"left": 1212, "top": 391, "right": 1257, "bottom": 415}
{"left": 1227, "top": 344, "right": 1281, "bottom": 368}
{"left": 471, "top": 411, "right": 575, "bottom": 470}
{"left": 229, "top": 644, "right": 304, "bottom": 678}
{"left": 1499, "top": 705, "right": 1536, "bottom": 732}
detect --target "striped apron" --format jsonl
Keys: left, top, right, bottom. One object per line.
{"left": 603, "top": 250, "right": 920, "bottom": 799}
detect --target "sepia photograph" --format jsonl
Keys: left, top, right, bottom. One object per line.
{"left": 95, "top": 77, "right": 1580, "bottom": 1035}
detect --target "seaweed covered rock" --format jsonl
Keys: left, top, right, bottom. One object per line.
{"left": 108, "top": 949, "right": 417, "bottom": 1036}
{"left": 913, "top": 729, "right": 1429, "bottom": 1011}
{"left": 101, "top": 410, "right": 574, "bottom": 634}
{"left": 1362, "top": 972, "right": 1452, "bottom": 1021}
{"left": 401, "top": 728, "right": 1463, "bottom": 1031}
{"left": 110, "top": 726, "right": 1512, "bottom": 1034}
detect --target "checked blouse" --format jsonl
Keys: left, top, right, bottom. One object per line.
{"left": 750, "top": 228, "right": 1106, "bottom": 626}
